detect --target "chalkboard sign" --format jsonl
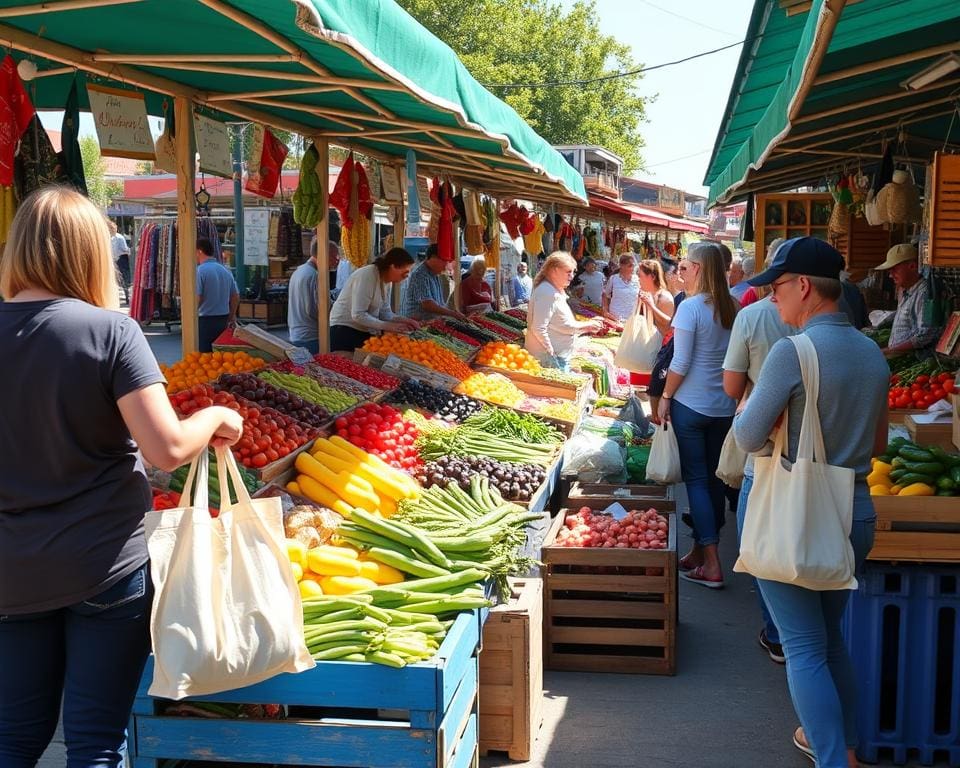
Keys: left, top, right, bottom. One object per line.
{"left": 193, "top": 113, "right": 233, "bottom": 178}
{"left": 87, "top": 84, "right": 155, "bottom": 160}
{"left": 243, "top": 209, "right": 270, "bottom": 266}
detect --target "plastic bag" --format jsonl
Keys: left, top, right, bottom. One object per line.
{"left": 646, "top": 423, "right": 681, "bottom": 484}
{"left": 625, "top": 443, "right": 651, "bottom": 483}
{"left": 616, "top": 394, "right": 652, "bottom": 433}
{"left": 562, "top": 432, "right": 625, "bottom": 477}
{"left": 578, "top": 414, "right": 635, "bottom": 446}
{"left": 614, "top": 307, "right": 661, "bottom": 373}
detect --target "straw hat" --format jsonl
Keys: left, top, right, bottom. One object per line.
{"left": 874, "top": 243, "right": 917, "bottom": 270}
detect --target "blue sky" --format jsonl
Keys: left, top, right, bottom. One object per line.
{"left": 560, "top": 0, "right": 755, "bottom": 194}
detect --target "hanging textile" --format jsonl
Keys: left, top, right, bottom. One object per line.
{"left": 0, "top": 55, "right": 34, "bottom": 187}
{"left": 482, "top": 197, "right": 500, "bottom": 269}
{"left": 462, "top": 189, "right": 485, "bottom": 255}
{"left": 15, "top": 115, "right": 68, "bottom": 200}
{"left": 58, "top": 76, "right": 87, "bottom": 195}
{"left": 433, "top": 178, "right": 456, "bottom": 263}
{"left": 331, "top": 153, "right": 373, "bottom": 267}
{"left": 246, "top": 126, "right": 288, "bottom": 199}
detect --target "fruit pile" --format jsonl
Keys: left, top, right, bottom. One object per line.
{"left": 475, "top": 342, "right": 541, "bottom": 373}
{"left": 215, "top": 372, "right": 330, "bottom": 428}
{"left": 313, "top": 354, "right": 400, "bottom": 390}
{"left": 161, "top": 351, "right": 265, "bottom": 394}
{"left": 302, "top": 364, "right": 378, "bottom": 400}
{"left": 868, "top": 438, "right": 960, "bottom": 497}
{"left": 455, "top": 372, "right": 525, "bottom": 407}
{"left": 555, "top": 507, "right": 670, "bottom": 549}
{"left": 888, "top": 367, "right": 956, "bottom": 410}
{"left": 332, "top": 402, "right": 422, "bottom": 473}
{"left": 387, "top": 380, "right": 483, "bottom": 422}
{"left": 414, "top": 455, "right": 547, "bottom": 503}
{"left": 258, "top": 369, "right": 358, "bottom": 414}
{"left": 169, "top": 384, "right": 317, "bottom": 469}
{"left": 361, "top": 334, "right": 473, "bottom": 380}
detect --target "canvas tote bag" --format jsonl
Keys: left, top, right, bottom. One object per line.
{"left": 145, "top": 447, "right": 314, "bottom": 700}
{"left": 614, "top": 305, "right": 661, "bottom": 374}
{"left": 646, "top": 422, "right": 682, "bottom": 484}
{"left": 734, "top": 334, "right": 857, "bottom": 590}
{"left": 715, "top": 425, "right": 747, "bottom": 489}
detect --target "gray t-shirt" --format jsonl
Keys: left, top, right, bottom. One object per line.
{"left": 0, "top": 299, "right": 164, "bottom": 613}
{"left": 287, "top": 260, "right": 319, "bottom": 343}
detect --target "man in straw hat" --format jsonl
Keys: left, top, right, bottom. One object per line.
{"left": 873, "top": 243, "right": 939, "bottom": 357}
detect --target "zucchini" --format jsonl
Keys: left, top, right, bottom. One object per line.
{"left": 898, "top": 446, "right": 938, "bottom": 463}
{"left": 894, "top": 472, "right": 938, "bottom": 487}
{"left": 899, "top": 461, "right": 945, "bottom": 476}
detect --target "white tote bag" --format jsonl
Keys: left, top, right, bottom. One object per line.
{"left": 646, "top": 422, "right": 682, "bottom": 484}
{"left": 145, "top": 447, "right": 314, "bottom": 700}
{"left": 734, "top": 335, "right": 857, "bottom": 591}
{"left": 715, "top": 425, "right": 747, "bottom": 489}
{"left": 614, "top": 305, "right": 661, "bottom": 374}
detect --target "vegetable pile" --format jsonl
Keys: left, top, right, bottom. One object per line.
{"left": 386, "top": 379, "right": 483, "bottom": 422}
{"left": 486, "top": 311, "right": 527, "bottom": 331}
{"left": 469, "top": 315, "right": 524, "bottom": 342}
{"left": 361, "top": 334, "right": 474, "bottom": 380}
{"left": 411, "top": 329, "right": 476, "bottom": 360}
{"left": 416, "top": 421, "right": 558, "bottom": 467}
{"left": 415, "top": 455, "right": 547, "bottom": 503}
{"left": 455, "top": 372, "right": 525, "bottom": 406}
{"left": 301, "top": 364, "right": 379, "bottom": 400}
{"left": 161, "top": 350, "right": 265, "bottom": 394}
{"left": 215, "top": 372, "right": 330, "bottom": 428}
{"left": 555, "top": 507, "right": 670, "bottom": 549}
{"left": 869, "top": 438, "right": 960, "bottom": 497}
{"left": 888, "top": 363, "right": 957, "bottom": 410}
{"left": 258, "top": 369, "right": 358, "bottom": 414}
{"left": 443, "top": 318, "right": 501, "bottom": 344}
{"left": 313, "top": 353, "right": 400, "bottom": 390}
{"left": 462, "top": 407, "right": 564, "bottom": 445}
{"left": 332, "top": 403, "right": 423, "bottom": 472}
{"left": 476, "top": 341, "right": 541, "bottom": 373}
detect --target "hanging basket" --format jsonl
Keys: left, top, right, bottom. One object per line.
{"left": 876, "top": 169, "right": 922, "bottom": 224}
{"left": 828, "top": 201, "right": 849, "bottom": 236}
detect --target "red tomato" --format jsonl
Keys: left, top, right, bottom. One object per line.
{"left": 916, "top": 375, "right": 930, "bottom": 385}
{"left": 335, "top": 417, "right": 348, "bottom": 430}
{"left": 251, "top": 452, "right": 268, "bottom": 468}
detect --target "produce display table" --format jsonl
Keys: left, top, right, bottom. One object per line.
{"left": 868, "top": 496, "right": 960, "bottom": 563}
{"left": 129, "top": 610, "right": 484, "bottom": 768}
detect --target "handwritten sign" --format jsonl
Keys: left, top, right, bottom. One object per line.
{"left": 243, "top": 208, "right": 270, "bottom": 266}
{"left": 416, "top": 176, "right": 432, "bottom": 212}
{"left": 380, "top": 165, "right": 402, "bottom": 203}
{"left": 193, "top": 113, "right": 233, "bottom": 178}
{"left": 86, "top": 84, "right": 155, "bottom": 160}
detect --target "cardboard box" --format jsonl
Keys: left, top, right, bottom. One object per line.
{"left": 904, "top": 414, "right": 956, "bottom": 452}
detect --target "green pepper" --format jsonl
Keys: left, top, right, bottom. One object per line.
{"left": 936, "top": 476, "right": 956, "bottom": 491}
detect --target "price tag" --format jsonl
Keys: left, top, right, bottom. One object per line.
{"left": 604, "top": 502, "right": 628, "bottom": 521}
{"left": 286, "top": 347, "right": 313, "bottom": 365}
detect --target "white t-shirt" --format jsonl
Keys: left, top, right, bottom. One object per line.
{"left": 603, "top": 273, "right": 639, "bottom": 322}
{"left": 329, "top": 264, "right": 394, "bottom": 332}
{"left": 579, "top": 271, "right": 604, "bottom": 306}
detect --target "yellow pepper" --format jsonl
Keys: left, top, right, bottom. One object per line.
{"left": 897, "top": 482, "right": 936, "bottom": 497}
{"left": 866, "top": 469, "right": 892, "bottom": 487}
{"left": 869, "top": 485, "right": 891, "bottom": 496}
{"left": 872, "top": 460, "right": 893, "bottom": 475}
{"left": 889, "top": 485, "right": 903, "bottom": 495}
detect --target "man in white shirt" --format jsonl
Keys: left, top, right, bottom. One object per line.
{"left": 575, "top": 258, "right": 605, "bottom": 306}
{"left": 728, "top": 254, "right": 750, "bottom": 302}
{"left": 108, "top": 220, "right": 131, "bottom": 304}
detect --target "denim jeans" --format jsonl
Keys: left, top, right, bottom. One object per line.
{"left": 757, "top": 513, "right": 875, "bottom": 768}
{"left": 670, "top": 400, "right": 732, "bottom": 547}
{"left": 0, "top": 563, "right": 153, "bottom": 767}
{"left": 736, "top": 474, "right": 780, "bottom": 644}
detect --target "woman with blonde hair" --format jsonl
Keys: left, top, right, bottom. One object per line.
{"left": 459, "top": 256, "right": 493, "bottom": 312}
{"left": 0, "top": 187, "right": 243, "bottom": 766}
{"left": 658, "top": 241, "right": 739, "bottom": 588}
{"left": 525, "top": 251, "right": 602, "bottom": 370}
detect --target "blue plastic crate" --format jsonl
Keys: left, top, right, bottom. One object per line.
{"left": 842, "top": 563, "right": 960, "bottom": 767}
{"left": 129, "top": 609, "right": 482, "bottom": 768}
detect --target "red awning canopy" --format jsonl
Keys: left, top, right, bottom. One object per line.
{"left": 588, "top": 194, "right": 710, "bottom": 235}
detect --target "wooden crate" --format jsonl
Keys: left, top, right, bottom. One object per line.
{"left": 566, "top": 481, "right": 675, "bottom": 511}
{"left": 129, "top": 610, "right": 483, "bottom": 768}
{"left": 888, "top": 408, "right": 928, "bottom": 425}
{"left": 478, "top": 578, "right": 543, "bottom": 761}
{"left": 904, "top": 414, "right": 957, "bottom": 452}
{"left": 474, "top": 366, "right": 589, "bottom": 400}
{"left": 541, "top": 509, "right": 678, "bottom": 675}
{"left": 868, "top": 496, "right": 960, "bottom": 564}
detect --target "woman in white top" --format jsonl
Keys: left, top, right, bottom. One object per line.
{"left": 602, "top": 254, "right": 640, "bottom": 323}
{"left": 329, "top": 247, "right": 420, "bottom": 352}
{"left": 574, "top": 257, "right": 605, "bottom": 306}
{"left": 637, "top": 259, "right": 676, "bottom": 335}
{"left": 525, "top": 251, "right": 603, "bottom": 369}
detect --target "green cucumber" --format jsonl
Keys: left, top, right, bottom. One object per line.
{"left": 894, "top": 472, "right": 937, "bottom": 487}
{"left": 898, "top": 446, "right": 938, "bottom": 463}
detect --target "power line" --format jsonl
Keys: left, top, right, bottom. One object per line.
{"left": 484, "top": 37, "right": 751, "bottom": 90}
{"left": 645, "top": 148, "right": 713, "bottom": 168}
{"left": 637, "top": 0, "right": 738, "bottom": 38}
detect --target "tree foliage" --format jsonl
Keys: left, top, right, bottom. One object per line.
{"left": 79, "top": 136, "right": 124, "bottom": 209}
{"left": 395, "top": 0, "right": 647, "bottom": 172}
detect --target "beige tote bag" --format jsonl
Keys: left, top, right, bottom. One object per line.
{"left": 734, "top": 334, "right": 857, "bottom": 591}
{"left": 145, "top": 447, "right": 314, "bottom": 700}
{"left": 614, "top": 305, "right": 661, "bottom": 374}
{"left": 715, "top": 425, "right": 747, "bottom": 489}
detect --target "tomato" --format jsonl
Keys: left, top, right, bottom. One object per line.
{"left": 251, "top": 452, "right": 268, "bottom": 468}
{"left": 916, "top": 375, "right": 930, "bottom": 385}
{"left": 256, "top": 436, "right": 272, "bottom": 452}
{"left": 348, "top": 424, "right": 361, "bottom": 436}
{"left": 335, "top": 417, "right": 348, "bottom": 430}
{"left": 932, "top": 387, "right": 946, "bottom": 401}
{"left": 895, "top": 394, "right": 911, "bottom": 408}
{"left": 241, "top": 457, "right": 252, "bottom": 467}
{"left": 276, "top": 445, "right": 290, "bottom": 458}
{"left": 945, "top": 382, "right": 957, "bottom": 395}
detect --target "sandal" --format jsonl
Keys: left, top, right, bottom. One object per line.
{"left": 679, "top": 565, "right": 724, "bottom": 589}
{"left": 792, "top": 727, "right": 815, "bottom": 764}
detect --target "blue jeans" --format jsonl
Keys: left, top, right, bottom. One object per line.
{"left": 0, "top": 564, "right": 153, "bottom": 767}
{"left": 758, "top": 515, "right": 875, "bottom": 768}
{"left": 736, "top": 474, "right": 780, "bottom": 644}
{"left": 670, "top": 400, "right": 732, "bottom": 547}
{"left": 291, "top": 338, "right": 320, "bottom": 355}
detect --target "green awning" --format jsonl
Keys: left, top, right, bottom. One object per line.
{"left": 0, "top": 0, "right": 586, "bottom": 204}
{"left": 705, "top": 0, "right": 960, "bottom": 207}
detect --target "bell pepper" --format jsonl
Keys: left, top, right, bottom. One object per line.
{"left": 898, "top": 482, "right": 936, "bottom": 497}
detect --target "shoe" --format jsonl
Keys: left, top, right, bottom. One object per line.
{"left": 679, "top": 565, "right": 724, "bottom": 589}
{"left": 678, "top": 552, "right": 702, "bottom": 572}
{"left": 759, "top": 629, "right": 786, "bottom": 664}
{"left": 792, "top": 727, "right": 815, "bottom": 764}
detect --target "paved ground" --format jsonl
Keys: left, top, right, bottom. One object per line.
{"left": 37, "top": 326, "right": 941, "bottom": 767}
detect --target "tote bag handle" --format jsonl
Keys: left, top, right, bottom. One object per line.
{"left": 179, "top": 449, "right": 210, "bottom": 510}
{"left": 789, "top": 334, "right": 828, "bottom": 465}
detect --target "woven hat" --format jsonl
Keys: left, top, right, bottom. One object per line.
{"left": 874, "top": 243, "right": 917, "bottom": 270}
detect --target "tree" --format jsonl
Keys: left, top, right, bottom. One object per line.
{"left": 79, "top": 136, "right": 123, "bottom": 209}
{"left": 395, "top": 0, "right": 647, "bottom": 172}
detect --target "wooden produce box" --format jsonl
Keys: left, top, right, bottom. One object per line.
{"left": 129, "top": 610, "right": 483, "bottom": 768}
{"left": 869, "top": 495, "right": 960, "bottom": 564}
{"left": 904, "top": 414, "right": 957, "bottom": 452}
{"left": 888, "top": 408, "right": 928, "bottom": 426}
{"left": 566, "top": 481, "right": 675, "bottom": 511}
{"left": 479, "top": 578, "right": 543, "bottom": 762}
{"left": 474, "top": 366, "right": 589, "bottom": 401}
{"left": 541, "top": 509, "right": 678, "bottom": 675}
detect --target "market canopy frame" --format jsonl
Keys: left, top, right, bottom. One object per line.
{"left": 704, "top": 0, "right": 960, "bottom": 207}
{"left": 0, "top": 0, "right": 587, "bottom": 206}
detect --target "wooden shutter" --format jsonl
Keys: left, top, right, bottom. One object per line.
{"left": 929, "top": 152, "right": 960, "bottom": 266}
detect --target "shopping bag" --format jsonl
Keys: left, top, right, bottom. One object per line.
{"left": 715, "top": 425, "right": 747, "bottom": 489}
{"left": 734, "top": 335, "right": 857, "bottom": 591}
{"left": 646, "top": 422, "right": 682, "bottom": 484}
{"left": 144, "top": 447, "right": 314, "bottom": 700}
{"left": 614, "top": 306, "right": 661, "bottom": 374}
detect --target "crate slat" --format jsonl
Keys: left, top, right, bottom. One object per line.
{"left": 868, "top": 496, "right": 960, "bottom": 564}
{"left": 548, "top": 599, "right": 668, "bottom": 620}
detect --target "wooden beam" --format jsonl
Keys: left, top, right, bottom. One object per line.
{"left": 0, "top": 0, "right": 142, "bottom": 16}
{"left": 174, "top": 96, "right": 198, "bottom": 356}
{"left": 94, "top": 53, "right": 298, "bottom": 64}
{"left": 32, "top": 65, "right": 73, "bottom": 79}
{"left": 314, "top": 138, "right": 331, "bottom": 354}
{"left": 241, "top": 96, "right": 367, "bottom": 131}
{"left": 771, "top": 146, "right": 928, "bottom": 163}
{"left": 136, "top": 61, "right": 329, "bottom": 84}
{"left": 795, "top": 77, "right": 960, "bottom": 125}
{"left": 204, "top": 85, "right": 354, "bottom": 102}
{"left": 814, "top": 42, "right": 960, "bottom": 86}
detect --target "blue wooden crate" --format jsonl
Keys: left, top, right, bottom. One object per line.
{"left": 129, "top": 610, "right": 482, "bottom": 768}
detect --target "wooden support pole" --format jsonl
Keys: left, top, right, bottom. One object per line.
{"left": 314, "top": 138, "right": 331, "bottom": 355}
{"left": 0, "top": 0, "right": 143, "bottom": 16}
{"left": 174, "top": 96, "right": 198, "bottom": 356}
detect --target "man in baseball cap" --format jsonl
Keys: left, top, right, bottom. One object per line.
{"left": 872, "top": 243, "right": 938, "bottom": 357}
{"left": 747, "top": 236, "right": 845, "bottom": 287}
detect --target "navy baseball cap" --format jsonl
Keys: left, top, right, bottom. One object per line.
{"left": 747, "top": 236, "right": 844, "bottom": 286}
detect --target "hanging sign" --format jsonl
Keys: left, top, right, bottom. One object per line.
{"left": 193, "top": 113, "right": 233, "bottom": 178}
{"left": 416, "top": 176, "right": 432, "bottom": 213}
{"left": 368, "top": 160, "right": 383, "bottom": 201}
{"left": 243, "top": 208, "right": 270, "bottom": 266}
{"left": 86, "top": 83, "right": 155, "bottom": 160}
{"left": 380, "top": 165, "right": 403, "bottom": 203}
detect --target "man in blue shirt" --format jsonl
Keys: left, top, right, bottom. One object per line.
{"left": 196, "top": 237, "right": 239, "bottom": 352}
{"left": 510, "top": 261, "right": 533, "bottom": 306}
{"left": 401, "top": 244, "right": 468, "bottom": 322}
